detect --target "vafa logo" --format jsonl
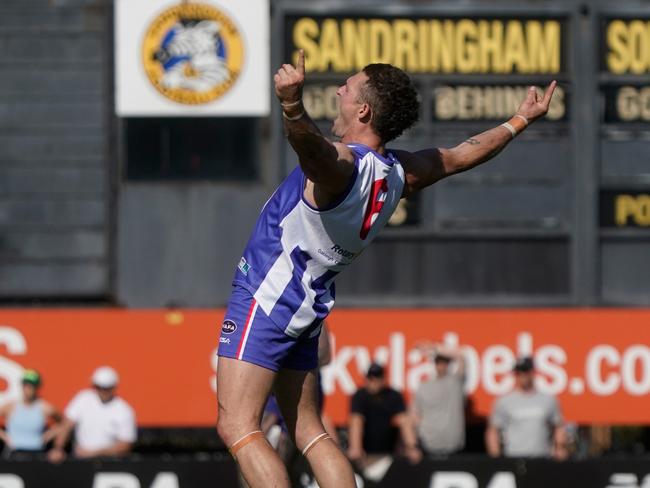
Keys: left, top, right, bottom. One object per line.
{"left": 221, "top": 320, "right": 237, "bottom": 334}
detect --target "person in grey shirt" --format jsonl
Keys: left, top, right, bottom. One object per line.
{"left": 486, "top": 357, "right": 567, "bottom": 459}
{"left": 411, "top": 343, "right": 465, "bottom": 455}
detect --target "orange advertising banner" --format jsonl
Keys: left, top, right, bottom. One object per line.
{"left": 0, "top": 310, "right": 221, "bottom": 426}
{"left": 322, "top": 309, "right": 650, "bottom": 426}
{"left": 0, "top": 309, "right": 649, "bottom": 426}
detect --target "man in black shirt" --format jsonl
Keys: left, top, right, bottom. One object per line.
{"left": 347, "top": 363, "right": 421, "bottom": 466}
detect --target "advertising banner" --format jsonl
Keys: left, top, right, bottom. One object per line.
{"left": 115, "top": 0, "right": 270, "bottom": 116}
{"left": 0, "top": 310, "right": 649, "bottom": 426}
{"left": 0, "top": 458, "right": 239, "bottom": 488}
{"left": 321, "top": 309, "right": 650, "bottom": 425}
{"left": 0, "top": 310, "right": 221, "bottom": 426}
{"left": 0, "top": 457, "right": 648, "bottom": 488}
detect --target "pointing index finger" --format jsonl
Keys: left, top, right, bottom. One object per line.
{"left": 297, "top": 49, "right": 305, "bottom": 75}
{"left": 543, "top": 80, "right": 557, "bottom": 106}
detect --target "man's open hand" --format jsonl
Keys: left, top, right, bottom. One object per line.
{"left": 516, "top": 81, "right": 557, "bottom": 123}
{"left": 274, "top": 49, "right": 305, "bottom": 105}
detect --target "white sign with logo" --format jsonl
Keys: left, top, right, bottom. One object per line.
{"left": 115, "top": 0, "right": 269, "bottom": 116}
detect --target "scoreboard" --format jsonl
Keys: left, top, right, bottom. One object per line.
{"left": 599, "top": 15, "right": 650, "bottom": 304}
{"left": 273, "top": 1, "right": 649, "bottom": 307}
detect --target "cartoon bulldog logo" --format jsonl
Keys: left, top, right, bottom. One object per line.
{"left": 142, "top": 2, "right": 243, "bottom": 105}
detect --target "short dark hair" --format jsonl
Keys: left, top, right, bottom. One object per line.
{"left": 513, "top": 356, "right": 534, "bottom": 372}
{"left": 366, "top": 362, "right": 385, "bottom": 378}
{"left": 360, "top": 64, "right": 419, "bottom": 143}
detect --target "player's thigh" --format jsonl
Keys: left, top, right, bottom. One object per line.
{"left": 274, "top": 367, "right": 324, "bottom": 448}
{"left": 216, "top": 285, "right": 282, "bottom": 431}
{"left": 217, "top": 357, "right": 276, "bottom": 431}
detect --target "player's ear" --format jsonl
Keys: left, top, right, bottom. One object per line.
{"left": 358, "top": 102, "right": 371, "bottom": 122}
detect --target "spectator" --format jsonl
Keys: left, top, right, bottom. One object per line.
{"left": 0, "top": 369, "right": 61, "bottom": 456}
{"left": 48, "top": 366, "right": 136, "bottom": 462}
{"left": 485, "top": 357, "right": 567, "bottom": 459}
{"left": 347, "top": 363, "right": 421, "bottom": 467}
{"left": 411, "top": 343, "right": 466, "bottom": 456}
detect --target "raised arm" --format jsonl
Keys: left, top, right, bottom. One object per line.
{"left": 415, "top": 341, "right": 466, "bottom": 376}
{"left": 274, "top": 50, "right": 355, "bottom": 196}
{"left": 435, "top": 344, "right": 466, "bottom": 377}
{"left": 397, "top": 81, "right": 558, "bottom": 196}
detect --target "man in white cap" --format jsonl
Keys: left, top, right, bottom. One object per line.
{"left": 48, "top": 366, "right": 136, "bottom": 462}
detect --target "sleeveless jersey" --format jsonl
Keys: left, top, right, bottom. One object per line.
{"left": 7, "top": 400, "right": 46, "bottom": 451}
{"left": 232, "top": 143, "right": 405, "bottom": 338}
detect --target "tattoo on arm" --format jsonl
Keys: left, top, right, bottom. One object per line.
{"left": 465, "top": 138, "right": 481, "bottom": 145}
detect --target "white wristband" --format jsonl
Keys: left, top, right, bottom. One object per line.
{"left": 282, "top": 110, "right": 305, "bottom": 121}
{"left": 501, "top": 122, "right": 517, "bottom": 138}
{"left": 280, "top": 99, "right": 302, "bottom": 108}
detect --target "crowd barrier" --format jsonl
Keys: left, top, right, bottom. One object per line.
{"left": 0, "top": 456, "right": 648, "bottom": 488}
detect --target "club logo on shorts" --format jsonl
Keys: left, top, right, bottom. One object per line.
{"left": 142, "top": 2, "right": 244, "bottom": 105}
{"left": 221, "top": 319, "right": 237, "bottom": 334}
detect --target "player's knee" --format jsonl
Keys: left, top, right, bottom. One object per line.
{"left": 216, "top": 415, "right": 237, "bottom": 445}
{"left": 294, "top": 422, "right": 327, "bottom": 452}
{"left": 216, "top": 412, "right": 258, "bottom": 446}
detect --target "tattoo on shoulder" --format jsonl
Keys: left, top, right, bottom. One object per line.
{"left": 465, "top": 138, "right": 480, "bottom": 145}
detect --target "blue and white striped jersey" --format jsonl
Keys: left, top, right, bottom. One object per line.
{"left": 232, "top": 143, "right": 405, "bottom": 338}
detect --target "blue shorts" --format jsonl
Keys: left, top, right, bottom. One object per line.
{"left": 217, "top": 285, "right": 320, "bottom": 372}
